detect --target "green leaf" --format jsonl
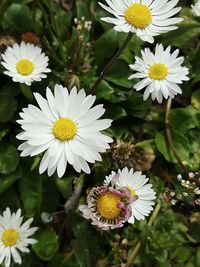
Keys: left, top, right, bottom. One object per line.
{"left": 19, "top": 168, "right": 59, "bottom": 216}
{"left": 106, "top": 59, "right": 132, "bottom": 88}
{"left": 71, "top": 239, "right": 87, "bottom": 267}
{"left": 169, "top": 105, "right": 200, "bottom": 133}
{"left": 33, "top": 228, "right": 59, "bottom": 261}
{"left": 158, "top": 20, "right": 200, "bottom": 49}
{"left": 0, "top": 143, "right": 19, "bottom": 174}
{"left": 174, "top": 247, "right": 191, "bottom": 263}
{"left": 196, "top": 248, "right": 200, "bottom": 266}
{"left": 2, "top": 3, "right": 32, "bottom": 32}
{"left": 125, "top": 92, "right": 151, "bottom": 119}
{"left": 56, "top": 176, "right": 74, "bottom": 198}
{"left": 191, "top": 89, "right": 200, "bottom": 110}
{"left": 20, "top": 84, "right": 33, "bottom": 101}
{"left": 94, "top": 30, "right": 118, "bottom": 68}
{"left": 0, "top": 129, "right": 9, "bottom": 141}
{"left": 106, "top": 105, "right": 127, "bottom": 120}
{"left": 0, "top": 91, "right": 17, "bottom": 123}
{"left": 0, "top": 168, "right": 22, "bottom": 194}
{"left": 155, "top": 131, "right": 191, "bottom": 163}
{"left": 96, "top": 80, "right": 114, "bottom": 100}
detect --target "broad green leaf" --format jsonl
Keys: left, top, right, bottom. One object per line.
{"left": 56, "top": 176, "right": 74, "bottom": 198}
{"left": 96, "top": 80, "right": 114, "bottom": 100}
{"left": 20, "top": 84, "right": 33, "bottom": 101}
{"left": 174, "top": 247, "right": 191, "bottom": 263}
{"left": 106, "top": 105, "right": 127, "bottom": 120}
{"left": 125, "top": 91, "right": 151, "bottom": 119}
{"left": 106, "top": 60, "right": 133, "bottom": 88}
{"left": 33, "top": 228, "right": 59, "bottom": 261}
{"left": 0, "top": 168, "right": 22, "bottom": 194}
{"left": 155, "top": 131, "right": 191, "bottom": 163}
{"left": 94, "top": 30, "right": 118, "bottom": 68}
{"left": 0, "top": 143, "right": 19, "bottom": 174}
{"left": 158, "top": 20, "right": 200, "bottom": 49}
{"left": 169, "top": 105, "right": 200, "bottom": 133}
{"left": 19, "top": 168, "right": 59, "bottom": 216}
{"left": 0, "top": 91, "right": 17, "bottom": 123}
{"left": 2, "top": 3, "right": 32, "bottom": 32}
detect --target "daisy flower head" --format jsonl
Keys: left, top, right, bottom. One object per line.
{"left": 0, "top": 208, "right": 38, "bottom": 267}
{"left": 1, "top": 41, "right": 51, "bottom": 86}
{"left": 104, "top": 167, "right": 156, "bottom": 223}
{"left": 129, "top": 43, "right": 189, "bottom": 103}
{"left": 79, "top": 180, "right": 132, "bottom": 230}
{"left": 192, "top": 1, "right": 200, "bottom": 16}
{"left": 99, "top": 0, "right": 183, "bottom": 43}
{"left": 17, "top": 84, "right": 113, "bottom": 178}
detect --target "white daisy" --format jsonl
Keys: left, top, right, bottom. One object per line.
{"left": 16, "top": 84, "right": 113, "bottom": 178}
{"left": 99, "top": 0, "right": 183, "bottom": 43}
{"left": 192, "top": 1, "right": 200, "bottom": 16}
{"left": 129, "top": 43, "right": 189, "bottom": 103}
{"left": 106, "top": 167, "right": 156, "bottom": 223}
{"left": 0, "top": 208, "right": 38, "bottom": 267}
{"left": 1, "top": 41, "right": 51, "bottom": 86}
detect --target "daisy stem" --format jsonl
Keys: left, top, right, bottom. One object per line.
{"left": 165, "top": 98, "right": 188, "bottom": 172}
{"left": 125, "top": 203, "right": 161, "bottom": 267}
{"left": 91, "top": 32, "right": 134, "bottom": 94}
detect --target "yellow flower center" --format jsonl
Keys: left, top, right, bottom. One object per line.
{"left": 16, "top": 59, "right": 34, "bottom": 75}
{"left": 2, "top": 229, "right": 19, "bottom": 247}
{"left": 53, "top": 118, "right": 77, "bottom": 141}
{"left": 128, "top": 186, "right": 136, "bottom": 197}
{"left": 97, "top": 192, "right": 121, "bottom": 220}
{"left": 124, "top": 3, "right": 152, "bottom": 29}
{"left": 149, "top": 63, "right": 168, "bottom": 80}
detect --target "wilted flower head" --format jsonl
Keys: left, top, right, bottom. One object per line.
{"left": 105, "top": 167, "right": 156, "bottom": 223}
{"left": 99, "top": 0, "right": 183, "bottom": 43}
{"left": 80, "top": 167, "right": 156, "bottom": 229}
{"left": 21, "top": 32, "right": 40, "bottom": 45}
{"left": 0, "top": 208, "right": 38, "bottom": 267}
{"left": 191, "top": 1, "right": 200, "bottom": 16}
{"left": 79, "top": 180, "right": 132, "bottom": 230}
{"left": 111, "top": 139, "right": 155, "bottom": 171}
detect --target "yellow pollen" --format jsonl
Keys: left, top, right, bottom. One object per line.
{"left": 2, "top": 229, "right": 19, "bottom": 247}
{"left": 124, "top": 3, "right": 152, "bottom": 29}
{"left": 53, "top": 118, "right": 77, "bottom": 141}
{"left": 97, "top": 192, "right": 121, "bottom": 220}
{"left": 149, "top": 63, "right": 168, "bottom": 80}
{"left": 16, "top": 59, "right": 34, "bottom": 75}
{"left": 128, "top": 186, "right": 136, "bottom": 197}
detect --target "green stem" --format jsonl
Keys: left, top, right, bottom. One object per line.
{"left": 90, "top": 32, "right": 133, "bottom": 94}
{"left": 125, "top": 203, "right": 161, "bottom": 267}
{"left": 165, "top": 98, "right": 188, "bottom": 172}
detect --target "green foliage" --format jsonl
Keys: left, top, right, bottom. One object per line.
{"left": 33, "top": 228, "right": 59, "bottom": 260}
{"left": 0, "top": 0, "right": 199, "bottom": 267}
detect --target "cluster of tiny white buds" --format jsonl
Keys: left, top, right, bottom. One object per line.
{"left": 74, "top": 17, "right": 92, "bottom": 31}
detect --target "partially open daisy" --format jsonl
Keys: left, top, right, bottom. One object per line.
{"left": 192, "top": 1, "right": 200, "bottom": 16}
{"left": 129, "top": 44, "right": 189, "bottom": 103}
{"left": 99, "top": 0, "right": 183, "bottom": 43}
{"left": 1, "top": 42, "right": 51, "bottom": 86}
{"left": 0, "top": 208, "right": 38, "bottom": 267}
{"left": 104, "top": 167, "right": 156, "bottom": 223}
{"left": 17, "top": 84, "right": 113, "bottom": 178}
{"left": 79, "top": 183, "right": 132, "bottom": 230}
